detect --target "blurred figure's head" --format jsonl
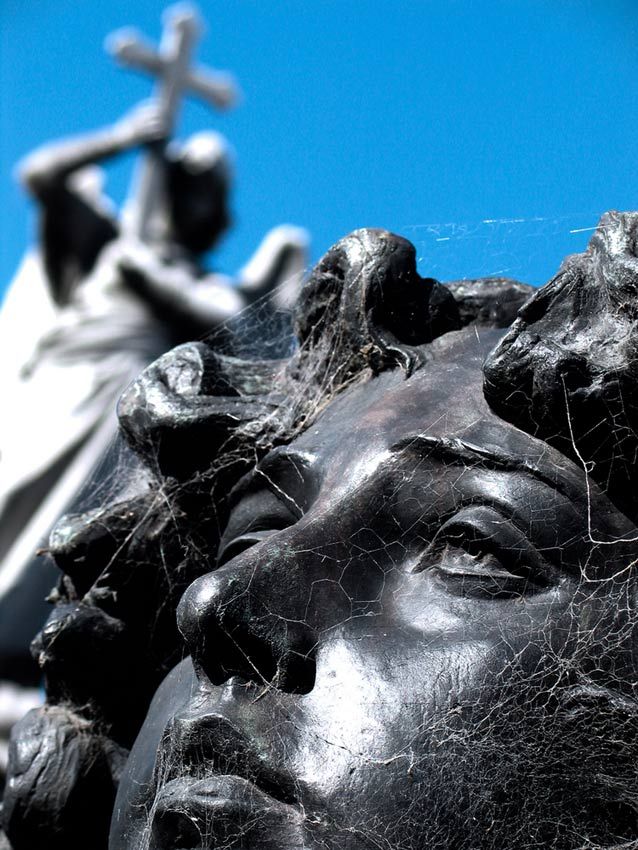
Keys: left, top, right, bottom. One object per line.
{"left": 167, "top": 131, "right": 233, "bottom": 254}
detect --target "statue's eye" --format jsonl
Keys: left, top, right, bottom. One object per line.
{"left": 217, "top": 489, "right": 300, "bottom": 566}
{"left": 419, "top": 506, "right": 553, "bottom": 598}
{"left": 217, "top": 529, "right": 279, "bottom": 566}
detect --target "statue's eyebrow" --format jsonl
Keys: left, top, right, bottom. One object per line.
{"left": 227, "top": 448, "right": 315, "bottom": 518}
{"left": 390, "top": 434, "right": 578, "bottom": 500}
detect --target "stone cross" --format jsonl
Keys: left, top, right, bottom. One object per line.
{"left": 106, "top": 2, "right": 239, "bottom": 241}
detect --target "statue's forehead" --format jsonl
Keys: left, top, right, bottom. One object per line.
{"left": 289, "top": 328, "right": 601, "bottom": 503}
{"left": 292, "top": 328, "right": 509, "bottom": 454}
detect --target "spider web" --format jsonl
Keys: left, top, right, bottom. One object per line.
{"left": 6, "top": 216, "right": 638, "bottom": 850}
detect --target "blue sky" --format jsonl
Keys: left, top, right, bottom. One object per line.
{"left": 2, "top": 0, "right": 638, "bottom": 297}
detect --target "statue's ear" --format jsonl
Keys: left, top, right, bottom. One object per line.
{"left": 483, "top": 211, "right": 638, "bottom": 520}
{"left": 293, "top": 228, "right": 460, "bottom": 381}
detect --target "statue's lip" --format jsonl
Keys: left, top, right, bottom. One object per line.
{"left": 150, "top": 775, "right": 302, "bottom": 847}
{"left": 156, "top": 703, "right": 300, "bottom": 808}
{"left": 154, "top": 775, "right": 278, "bottom": 810}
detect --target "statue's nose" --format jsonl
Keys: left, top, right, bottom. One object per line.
{"left": 177, "top": 533, "right": 321, "bottom": 694}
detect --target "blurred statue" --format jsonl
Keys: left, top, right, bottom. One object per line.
{"left": 7, "top": 215, "right": 638, "bottom": 849}
{"left": 0, "top": 4, "right": 308, "bottom": 689}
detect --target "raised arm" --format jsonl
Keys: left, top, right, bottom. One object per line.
{"left": 17, "top": 104, "right": 169, "bottom": 305}
{"left": 237, "top": 225, "right": 309, "bottom": 309}
{"left": 115, "top": 226, "right": 310, "bottom": 339}
{"left": 114, "top": 238, "right": 244, "bottom": 338}
{"left": 18, "top": 102, "right": 167, "bottom": 200}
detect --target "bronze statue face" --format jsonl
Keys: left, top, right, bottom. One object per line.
{"left": 8, "top": 225, "right": 638, "bottom": 850}
{"left": 112, "top": 328, "right": 638, "bottom": 850}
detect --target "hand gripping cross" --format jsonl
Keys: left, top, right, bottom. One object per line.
{"left": 106, "top": 2, "right": 239, "bottom": 241}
